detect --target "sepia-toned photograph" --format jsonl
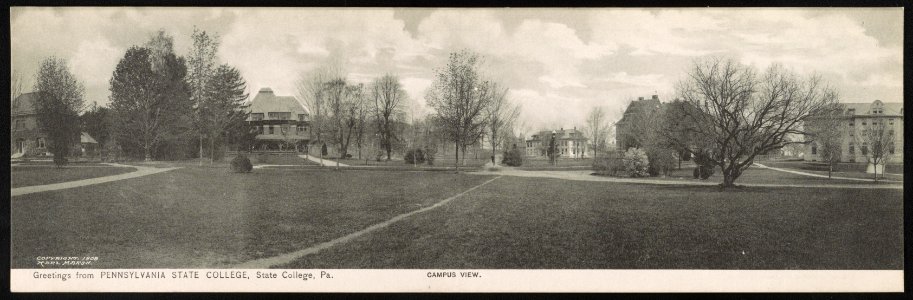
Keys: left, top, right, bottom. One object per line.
{"left": 8, "top": 6, "right": 904, "bottom": 292}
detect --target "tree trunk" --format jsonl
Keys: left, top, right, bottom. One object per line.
{"left": 199, "top": 135, "right": 203, "bottom": 166}
{"left": 144, "top": 146, "right": 151, "bottom": 162}
{"left": 210, "top": 135, "right": 215, "bottom": 165}
{"left": 720, "top": 166, "right": 741, "bottom": 187}
{"left": 454, "top": 141, "right": 460, "bottom": 171}
{"left": 828, "top": 164, "right": 832, "bottom": 179}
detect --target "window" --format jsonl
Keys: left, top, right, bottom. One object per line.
{"left": 281, "top": 125, "right": 289, "bottom": 134}
{"left": 811, "top": 145, "right": 817, "bottom": 155}
{"left": 297, "top": 125, "right": 306, "bottom": 133}
{"left": 298, "top": 114, "right": 308, "bottom": 121}
{"left": 37, "top": 138, "right": 45, "bottom": 148}
{"left": 890, "top": 145, "right": 895, "bottom": 155}
{"left": 268, "top": 112, "right": 291, "bottom": 120}
{"left": 269, "top": 125, "right": 275, "bottom": 134}
{"left": 861, "top": 142, "right": 868, "bottom": 155}
{"left": 861, "top": 120, "right": 867, "bottom": 126}
{"left": 251, "top": 113, "right": 264, "bottom": 121}
{"left": 848, "top": 143, "right": 855, "bottom": 155}
{"left": 259, "top": 125, "right": 264, "bottom": 134}
{"left": 889, "top": 119, "right": 894, "bottom": 126}
{"left": 847, "top": 108, "right": 856, "bottom": 115}
{"left": 849, "top": 121, "right": 854, "bottom": 127}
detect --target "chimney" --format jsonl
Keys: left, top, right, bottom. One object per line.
{"left": 259, "top": 87, "right": 274, "bottom": 93}
{"left": 638, "top": 96, "right": 644, "bottom": 100}
{"left": 652, "top": 95, "right": 658, "bottom": 100}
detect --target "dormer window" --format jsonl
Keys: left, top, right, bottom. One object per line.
{"left": 847, "top": 108, "right": 856, "bottom": 115}
{"left": 251, "top": 113, "right": 264, "bottom": 121}
{"left": 298, "top": 114, "right": 308, "bottom": 121}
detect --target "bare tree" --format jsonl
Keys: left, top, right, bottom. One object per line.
{"left": 426, "top": 50, "right": 492, "bottom": 171}
{"left": 296, "top": 64, "right": 343, "bottom": 152}
{"left": 584, "top": 106, "right": 611, "bottom": 158}
{"left": 371, "top": 74, "right": 406, "bottom": 160}
{"left": 187, "top": 26, "right": 220, "bottom": 165}
{"left": 668, "top": 57, "right": 837, "bottom": 187}
{"left": 484, "top": 82, "right": 520, "bottom": 165}
{"left": 805, "top": 103, "right": 845, "bottom": 178}
{"left": 856, "top": 120, "right": 895, "bottom": 182}
{"left": 11, "top": 70, "right": 24, "bottom": 101}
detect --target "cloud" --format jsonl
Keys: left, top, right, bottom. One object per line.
{"left": 10, "top": 7, "right": 903, "bottom": 135}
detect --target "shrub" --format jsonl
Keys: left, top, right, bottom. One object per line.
{"left": 646, "top": 147, "right": 677, "bottom": 177}
{"left": 623, "top": 147, "right": 650, "bottom": 177}
{"left": 230, "top": 155, "right": 253, "bottom": 173}
{"left": 53, "top": 156, "right": 68, "bottom": 168}
{"left": 592, "top": 151, "right": 624, "bottom": 176}
{"left": 405, "top": 148, "right": 426, "bottom": 164}
{"left": 501, "top": 148, "right": 524, "bottom": 166}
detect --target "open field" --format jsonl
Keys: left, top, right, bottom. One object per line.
{"left": 10, "top": 165, "right": 137, "bottom": 188}
{"left": 10, "top": 165, "right": 902, "bottom": 269}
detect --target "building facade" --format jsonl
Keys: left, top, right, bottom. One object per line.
{"left": 246, "top": 88, "right": 311, "bottom": 151}
{"left": 805, "top": 100, "right": 903, "bottom": 164}
{"left": 11, "top": 92, "right": 98, "bottom": 158}
{"left": 525, "top": 127, "right": 589, "bottom": 158}
{"left": 615, "top": 95, "right": 662, "bottom": 151}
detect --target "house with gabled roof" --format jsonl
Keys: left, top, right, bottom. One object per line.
{"left": 245, "top": 88, "right": 311, "bottom": 151}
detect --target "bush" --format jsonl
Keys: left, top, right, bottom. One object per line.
{"left": 592, "top": 152, "right": 624, "bottom": 176}
{"left": 623, "top": 147, "right": 650, "bottom": 177}
{"left": 501, "top": 148, "right": 524, "bottom": 166}
{"left": 53, "top": 156, "right": 68, "bottom": 168}
{"left": 405, "top": 148, "right": 425, "bottom": 164}
{"left": 646, "top": 147, "right": 677, "bottom": 177}
{"left": 230, "top": 155, "right": 253, "bottom": 173}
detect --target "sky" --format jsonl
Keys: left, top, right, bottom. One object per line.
{"left": 10, "top": 7, "right": 903, "bottom": 134}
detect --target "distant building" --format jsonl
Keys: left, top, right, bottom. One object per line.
{"left": 614, "top": 95, "right": 662, "bottom": 151}
{"left": 805, "top": 100, "right": 903, "bottom": 164}
{"left": 246, "top": 88, "right": 311, "bottom": 151}
{"left": 10, "top": 92, "right": 97, "bottom": 158}
{"left": 525, "top": 127, "right": 588, "bottom": 158}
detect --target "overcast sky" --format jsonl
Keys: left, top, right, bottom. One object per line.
{"left": 10, "top": 7, "right": 903, "bottom": 133}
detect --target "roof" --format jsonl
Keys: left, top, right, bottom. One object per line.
{"left": 617, "top": 97, "right": 662, "bottom": 124}
{"left": 247, "top": 88, "right": 309, "bottom": 118}
{"left": 11, "top": 92, "right": 40, "bottom": 116}
{"left": 839, "top": 100, "right": 902, "bottom": 116}
{"left": 528, "top": 128, "right": 588, "bottom": 141}
{"left": 80, "top": 132, "right": 98, "bottom": 144}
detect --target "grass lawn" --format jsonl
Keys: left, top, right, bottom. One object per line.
{"left": 282, "top": 176, "right": 902, "bottom": 269}
{"left": 597, "top": 164, "right": 901, "bottom": 186}
{"left": 10, "top": 165, "right": 137, "bottom": 188}
{"left": 763, "top": 160, "right": 904, "bottom": 174}
{"left": 10, "top": 168, "right": 494, "bottom": 268}
{"left": 520, "top": 157, "right": 594, "bottom": 169}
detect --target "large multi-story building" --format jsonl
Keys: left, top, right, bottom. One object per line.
{"left": 524, "top": 127, "right": 588, "bottom": 158}
{"left": 615, "top": 95, "right": 662, "bottom": 151}
{"left": 246, "top": 88, "right": 311, "bottom": 151}
{"left": 805, "top": 99, "right": 903, "bottom": 164}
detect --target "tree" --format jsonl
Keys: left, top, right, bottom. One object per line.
{"left": 805, "top": 103, "right": 845, "bottom": 178}
{"left": 187, "top": 27, "right": 221, "bottom": 164}
{"left": 668, "top": 57, "right": 837, "bottom": 187}
{"left": 296, "top": 64, "right": 343, "bottom": 152}
{"left": 80, "top": 102, "right": 112, "bottom": 149}
{"left": 33, "top": 57, "right": 85, "bottom": 167}
{"left": 584, "top": 106, "right": 611, "bottom": 158}
{"left": 203, "top": 64, "right": 249, "bottom": 163}
{"left": 484, "top": 82, "right": 520, "bottom": 166}
{"left": 11, "top": 70, "right": 24, "bottom": 101}
{"left": 371, "top": 74, "right": 406, "bottom": 160}
{"left": 109, "top": 39, "right": 192, "bottom": 161}
{"left": 426, "top": 50, "right": 493, "bottom": 171}
{"left": 857, "top": 120, "right": 895, "bottom": 182}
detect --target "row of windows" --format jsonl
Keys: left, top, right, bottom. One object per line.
{"left": 250, "top": 113, "right": 308, "bottom": 121}
{"left": 848, "top": 119, "right": 896, "bottom": 127}
{"left": 257, "top": 125, "right": 308, "bottom": 135}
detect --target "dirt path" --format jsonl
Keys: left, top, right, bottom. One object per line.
{"left": 298, "top": 154, "right": 349, "bottom": 167}
{"left": 753, "top": 163, "right": 902, "bottom": 183}
{"left": 11, "top": 163, "right": 181, "bottom": 197}
{"left": 469, "top": 168, "right": 902, "bottom": 190}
